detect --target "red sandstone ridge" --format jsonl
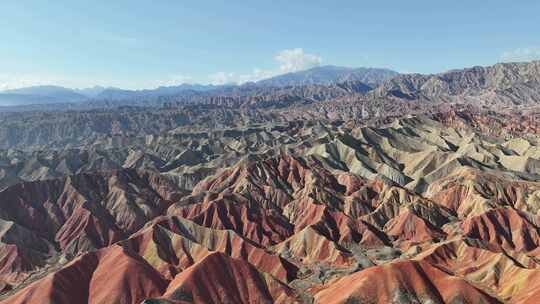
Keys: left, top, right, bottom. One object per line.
{"left": 157, "top": 252, "right": 298, "bottom": 304}
{"left": 314, "top": 260, "right": 501, "bottom": 304}
{"left": 384, "top": 208, "right": 447, "bottom": 245}
{"left": 123, "top": 215, "right": 298, "bottom": 283}
{"left": 426, "top": 167, "right": 540, "bottom": 218}
{"left": 3, "top": 216, "right": 299, "bottom": 304}
{"left": 168, "top": 193, "right": 294, "bottom": 246}
{"left": 0, "top": 169, "right": 181, "bottom": 291}
{"left": 460, "top": 207, "right": 540, "bottom": 253}
{"left": 3, "top": 245, "right": 167, "bottom": 304}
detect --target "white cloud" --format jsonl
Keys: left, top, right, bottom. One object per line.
{"left": 209, "top": 69, "right": 276, "bottom": 85}
{"left": 0, "top": 48, "right": 323, "bottom": 89}
{"left": 501, "top": 47, "right": 540, "bottom": 62}
{"left": 275, "top": 48, "right": 322, "bottom": 73}
{"left": 148, "top": 74, "right": 194, "bottom": 87}
{"left": 209, "top": 72, "right": 236, "bottom": 85}
{"left": 209, "top": 48, "right": 322, "bottom": 85}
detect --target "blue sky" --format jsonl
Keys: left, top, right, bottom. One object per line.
{"left": 1, "top": 0, "right": 539, "bottom": 89}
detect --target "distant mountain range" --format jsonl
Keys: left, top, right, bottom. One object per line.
{"left": 3, "top": 61, "right": 540, "bottom": 108}
{"left": 257, "top": 65, "right": 398, "bottom": 87}
{"left": 95, "top": 84, "right": 226, "bottom": 100}
{"left": 0, "top": 86, "right": 87, "bottom": 106}
{"left": 0, "top": 66, "right": 399, "bottom": 106}
{"left": 0, "top": 84, "right": 232, "bottom": 106}
{"left": 372, "top": 60, "right": 540, "bottom": 104}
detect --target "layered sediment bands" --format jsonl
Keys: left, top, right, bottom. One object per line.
{"left": 314, "top": 260, "right": 502, "bottom": 304}
{"left": 0, "top": 118, "right": 339, "bottom": 191}
{"left": 3, "top": 246, "right": 168, "bottom": 304}
{"left": 157, "top": 252, "right": 299, "bottom": 304}
{"left": 125, "top": 215, "right": 298, "bottom": 283}
{"left": 2, "top": 110, "right": 540, "bottom": 303}
{"left": 2, "top": 106, "right": 540, "bottom": 194}
{"left": 414, "top": 238, "right": 540, "bottom": 303}
{"left": 0, "top": 169, "right": 181, "bottom": 291}
{"left": 459, "top": 207, "right": 540, "bottom": 252}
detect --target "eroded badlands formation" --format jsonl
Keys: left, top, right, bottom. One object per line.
{"left": 1, "top": 108, "right": 540, "bottom": 303}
